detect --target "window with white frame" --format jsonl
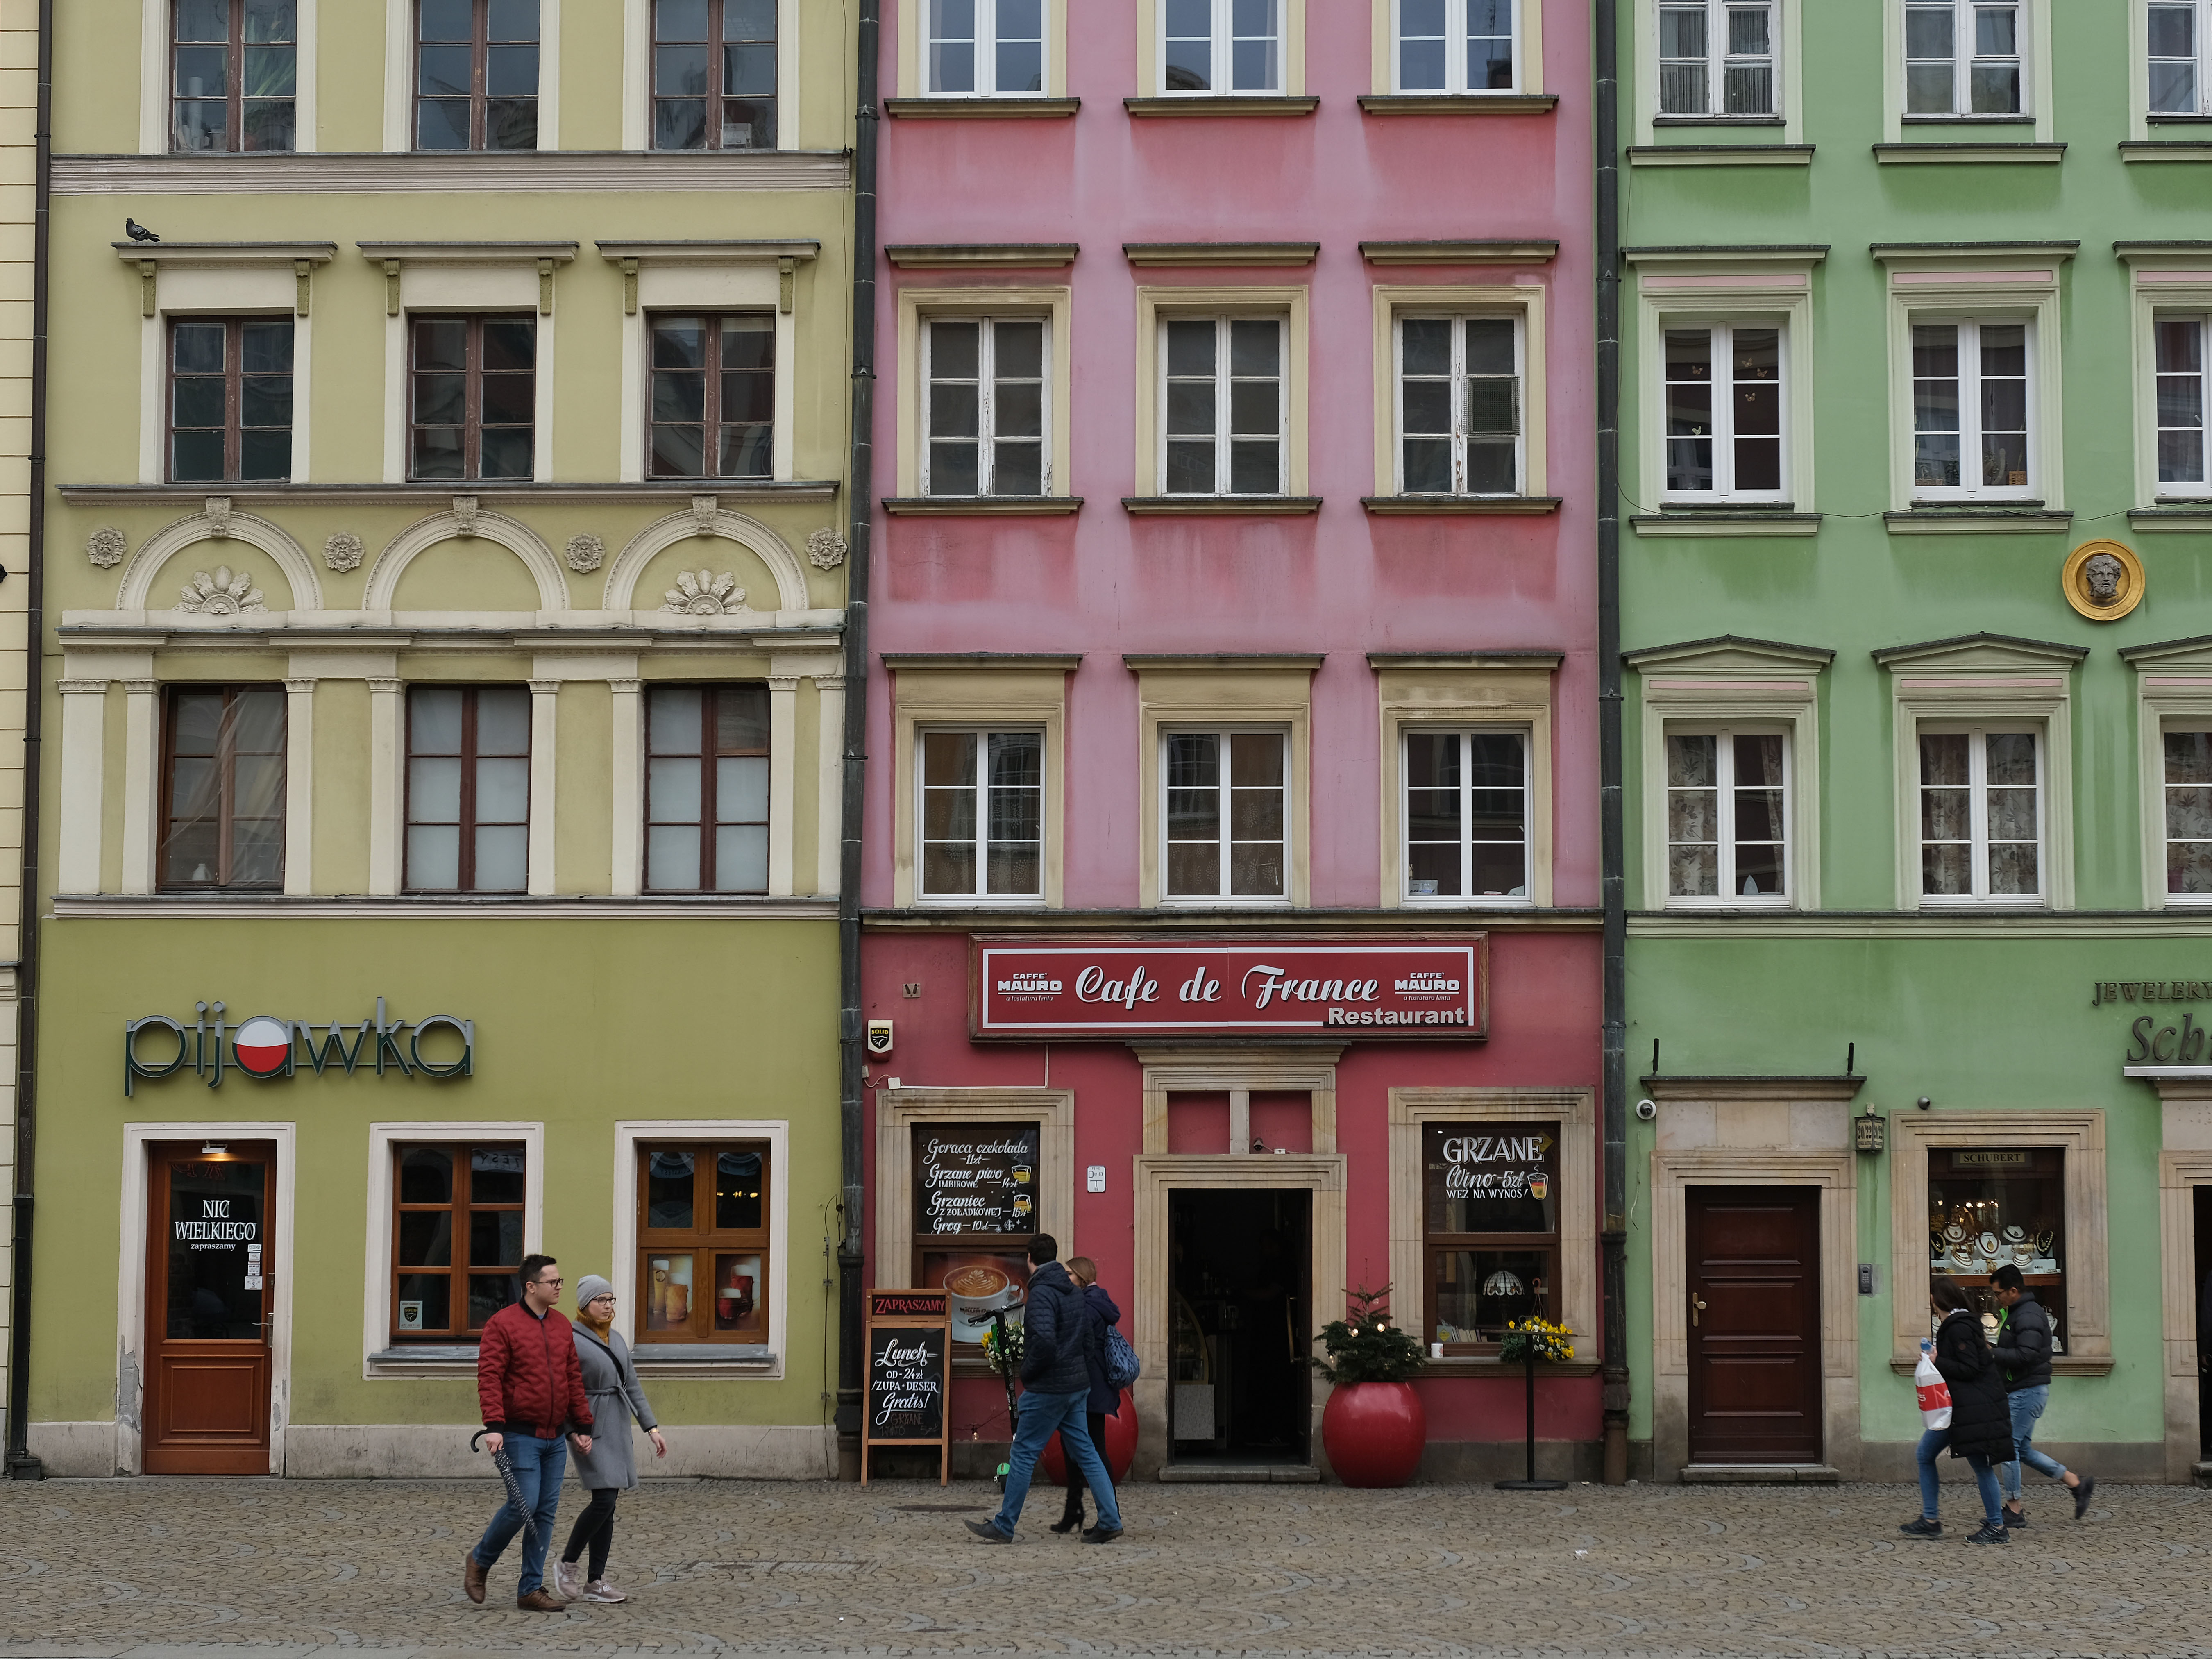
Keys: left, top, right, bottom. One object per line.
{"left": 1397, "top": 0, "right": 1516, "bottom": 93}
{"left": 1163, "top": 0, "right": 1279, "bottom": 94}
{"left": 2165, "top": 729, "right": 2212, "bottom": 899}
{"left": 1663, "top": 323, "right": 1783, "bottom": 499}
{"left": 1918, "top": 727, "right": 2041, "bottom": 903}
{"left": 2157, "top": 315, "right": 2210, "bottom": 492}
{"left": 1398, "top": 314, "right": 1521, "bottom": 497}
{"left": 924, "top": 317, "right": 1048, "bottom": 497}
{"left": 1911, "top": 319, "right": 2032, "bottom": 499}
{"left": 1665, "top": 730, "right": 1787, "bottom": 903}
{"left": 2151, "top": 1, "right": 2209, "bottom": 114}
{"left": 1904, "top": 0, "right": 2024, "bottom": 116}
{"left": 1657, "top": 0, "right": 1776, "bottom": 117}
{"left": 1404, "top": 729, "right": 1528, "bottom": 903}
{"left": 1164, "top": 316, "right": 1285, "bottom": 497}
{"left": 927, "top": 0, "right": 1045, "bottom": 94}
{"left": 1164, "top": 729, "right": 1287, "bottom": 901}
{"left": 919, "top": 729, "right": 1044, "bottom": 901}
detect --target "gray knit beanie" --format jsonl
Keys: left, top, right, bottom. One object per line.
{"left": 575, "top": 1273, "right": 616, "bottom": 1311}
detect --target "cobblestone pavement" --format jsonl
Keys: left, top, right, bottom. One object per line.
{"left": 1, "top": 1475, "right": 2208, "bottom": 1659}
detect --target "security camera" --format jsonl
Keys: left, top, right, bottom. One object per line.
{"left": 1635, "top": 1098, "right": 1658, "bottom": 1122}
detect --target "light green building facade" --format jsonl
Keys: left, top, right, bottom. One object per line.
{"left": 1618, "top": 0, "right": 2212, "bottom": 1484}
{"left": 27, "top": 0, "right": 856, "bottom": 1478}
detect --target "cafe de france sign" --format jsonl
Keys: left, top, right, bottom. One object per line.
{"left": 971, "top": 936, "right": 1486, "bottom": 1040}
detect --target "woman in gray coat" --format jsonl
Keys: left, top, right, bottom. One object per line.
{"left": 554, "top": 1275, "right": 665, "bottom": 1602}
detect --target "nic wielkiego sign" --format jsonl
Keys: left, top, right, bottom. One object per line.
{"left": 970, "top": 936, "right": 1486, "bottom": 1039}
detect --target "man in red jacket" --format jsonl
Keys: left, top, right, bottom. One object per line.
{"left": 463, "top": 1255, "right": 593, "bottom": 1611}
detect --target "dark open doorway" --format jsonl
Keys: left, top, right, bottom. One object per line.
{"left": 1168, "top": 1188, "right": 1311, "bottom": 1464}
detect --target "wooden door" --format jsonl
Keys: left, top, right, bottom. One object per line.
{"left": 145, "top": 1144, "right": 274, "bottom": 1474}
{"left": 1686, "top": 1185, "right": 1821, "bottom": 1464}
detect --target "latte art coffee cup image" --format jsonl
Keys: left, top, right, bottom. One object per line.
{"left": 946, "top": 1264, "right": 1010, "bottom": 1299}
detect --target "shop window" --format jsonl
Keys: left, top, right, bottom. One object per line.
{"left": 1164, "top": 729, "right": 1288, "bottom": 903}
{"left": 2152, "top": 1, "right": 2209, "bottom": 115}
{"left": 160, "top": 685, "right": 286, "bottom": 892}
{"left": 1162, "top": 0, "right": 1280, "bottom": 93}
{"left": 1162, "top": 316, "right": 1286, "bottom": 497}
{"left": 409, "top": 315, "right": 536, "bottom": 482}
{"left": 391, "top": 1142, "right": 526, "bottom": 1341}
{"left": 172, "top": 0, "right": 297, "bottom": 153}
{"left": 1657, "top": 0, "right": 1776, "bottom": 116}
{"left": 648, "top": 313, "right": 775, "bottom": 480}
{"left": 926, "top": 0, "right": 1044, "bottom": 95}
{"left": 1665, "top": 728, "right": 1788, "bottom": 903}
{"left": 1663, "top": 323, "right": 1783, "bottom": 501}
{"left": 416, "top": 0, "right": 540, "bottom": 152}
{"left": 1397, "top": 0, "right": 1516, "bottom": 93}
{"left": 1424, "top": 1121, "right": 1559, "bottom": 1353}
{"left": 1402, "top": 729, "right": 1529, "bottom": 903}
{"left": 652, "top": 0, "right": 777, "bottom": 150}
{"left": 1395, "top": 314, "right": 1522, "bottom": 497}
{"left": 635, "top": 1141, "right": 770, "bottom": 1344}
{"left": 169, "top": 318, "right": 294, "bottom": 484}
{"left": 1904, "top": 0, "right": 2023, "bottom": 116}
{"left": 645, "top": 683, "right": 770, "bottom": 893}
{"left": 405, "top": 685, "right": 530, "bottom": 894}
{"left": 1927, "top": 1145, "right": 2068, "bottom": 1352}
{"left": 2156, "top": 316, "right": 2210, "bottom": 493}
{"left": 918, "top": 728, "right": 1044, "bottom": 901}
{"left": 912, "top": 1121, "right": 1039, "bottom": 1346}
{"left": 923, "top": 317, "right": 1049, "bottom": 498}
{"left": 1910, "top": 319, "right": 2033, "bottom": 500}
{"left": 1918, "top": 726, "right": 2041, "bottom": 903}
{"left": 2168, "top": 730, "right": 2212, "bottom": 899}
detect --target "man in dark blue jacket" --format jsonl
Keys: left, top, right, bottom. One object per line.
{"left": 1991, "top": 1264, "right": 2094, "bottom": 1526}
{"left": 965, "top": 1235, "right": 1125, "bottom": 1545}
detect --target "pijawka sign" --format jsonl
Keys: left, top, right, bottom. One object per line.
{"left": 124, "top": 998, "right": 474, "bottom": 1095}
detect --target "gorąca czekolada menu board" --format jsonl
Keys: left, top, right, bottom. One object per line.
{"left": 862, "top": 1287, "right": 951, "bottom": 1485}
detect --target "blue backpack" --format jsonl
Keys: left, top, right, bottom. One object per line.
{"left": 1103, "top": 1325, "right": 1141, "bottom": 1390}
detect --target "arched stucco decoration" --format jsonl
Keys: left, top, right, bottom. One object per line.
{"left": 601, "top": 505, "right": 812, "bottom": 614}
{"left": 116, "top": 508, "right": 324, "bottom": 612}
{"left": 363, "top": 507, "right": 570, "bottom": 613}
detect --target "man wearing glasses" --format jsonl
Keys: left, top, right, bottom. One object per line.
{"left": 464, "top": 1254, "right": 594, "bottom": 1611}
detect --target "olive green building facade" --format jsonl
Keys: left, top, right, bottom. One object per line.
{"left": 1618, "top": 0, "right": 2212, "bottom": 1484}
{"left": 26, "top": 0, "right": 856, "bottom": 1477}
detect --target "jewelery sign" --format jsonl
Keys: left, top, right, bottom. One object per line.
{"left": 971, "top": 936, "right": 1486, "bottom": 1039}
{"left": 124, "top": 998, "right": 474, "bottom": 1095}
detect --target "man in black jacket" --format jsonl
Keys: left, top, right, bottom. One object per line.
{"left": 965, "top": 1235, "right": 1125, "bottom": 1545}
{"left": 1990, "top": 1264, "right": 2094, "bottom": 1525}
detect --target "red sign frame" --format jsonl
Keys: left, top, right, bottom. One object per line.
{"left": 969, "top": 935, "right": 1487, "bottom": 1040}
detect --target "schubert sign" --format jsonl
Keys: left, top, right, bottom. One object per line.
{"left": 972, "top": 937, "right": 1485, "bottom": 1039}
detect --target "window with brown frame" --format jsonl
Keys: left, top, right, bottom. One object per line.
{"left": 415, "top": 0, "right": 540, "bottom": 151}
{"left": 406, "top": 686, "right": 531, "bottom": 893}
{"left": 170, "top": 318, "right": 294, "bottom": 484}
{"left": 1424, "top": 1121, "right": 1559, "bottom": 1353}
{"left": 645, "top": 684, "right": 770, "bottom": 892}
{"left": 410, "top": 315, "right": 536, "bottom": 481}
{"left": 652, "top": 0, "right": 778, "bottom": 150}
{"left": 912, "top": 1121, "right": 1039, "bottom": 1346}
{"left": 392, "top": 1142, "right": 527, "bottom": 1342}
{"left": 160, "top": 685, "right": 286, "bottom": 892}
{"left": 649, "top": 313, "right": 776, "bottom": 479}
{"left": 635, "top": 1142, "right": 769, "bottom": 1344}
{"left": 171, "top": 0, "right": 298, "bottom": 153}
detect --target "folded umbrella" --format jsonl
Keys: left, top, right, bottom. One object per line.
{"left": 470, "top": 1428, "right": 541, "bottom": 1554}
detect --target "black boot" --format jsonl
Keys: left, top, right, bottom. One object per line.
{"left": 1048, "top": 1492, "right": 1085, "bottom": 1534}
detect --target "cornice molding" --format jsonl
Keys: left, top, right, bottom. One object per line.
{"left": 109, "top": 240, "right": 337, "bottom": 266}
{"left": 58, "top": 482, "right": 841, "bottom": 508}
{"left": 885, "top": 244, "right": 1079, "bottom": 269}
{"left": 53, "top": 151, "right": 852, "bottom": 195}
{"left": 1359, "top": 239, "right": 1558, "bottom": 266}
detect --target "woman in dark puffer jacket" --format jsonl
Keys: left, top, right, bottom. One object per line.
{"left": 1901, "top": 1276, "right": 2015, "bottom": 1544}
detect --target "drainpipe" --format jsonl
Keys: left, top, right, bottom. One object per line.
{"left": 1594, "top": 0, "right": 1630, "bottom": 1487}
{"left": 834, "top": 0, "right": 880, "bottom": 1480}
{"left": 5, "top": 0, "right": 51, "bottom": 1482}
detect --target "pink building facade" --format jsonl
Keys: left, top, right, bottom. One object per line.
{"left": 861, "top": 0, "right": 1601, "bottom": 1480}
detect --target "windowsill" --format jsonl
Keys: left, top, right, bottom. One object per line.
{"left": 52, "top": 893, "right": 842, "bottom": 920}
{"left": 1661, "top": 901, "right": 1795, "bottom": 914}
{"left": 1632, "top": 510, "right": 1820, "bottom": 537}
{"left": 2132, "top": 504, "right": 2212, "bottom": 530}
{"left": 1915, "top": 901, "right": 2051, "bottom": 914}
{"left": 1892, "top": 1353, "right": 2111, "bottom": 1377}
{"left": 883, "top": 97, "right": 1080, "bottom": 119}
{"left": 367, "top": 1344, "right": 479, "bottom": 1375}
{"left": 1418, "top": 1356, "right": 1602, "bottom": 1378}
{"left": 2122, "top": 139, "right": 2212, "bottom": 160}
{"left": 1900, "top": 113, "right": 2036, "bottom": 125}
{"left": 883, "top": 496, "right": 1082, "bottom": 516}
{"left": 2148, "top": 113, "right": 2212, "bottom": 124}
{"left": 1874, "top": 141, "right": 2065, "bottom": 163}
{"left": 1123, "top": 495, "right": 1321, "bottom": 515}
{"left": 915, "top": 897, "right": 1050, "bottom": 910}
{"left": 58, "top": 479, "right": 842, "bottom": 507}
{"left": 1154, "top": 900, "right": 1300, "bottom": 912}
{"left": 1403, "top": 898, "right": 1535, "bottom": 910}
{"left": 1626, "top": 144, "right": 1814, "bottom": 166}
{"left": 631, "top": 1344, "right": 776, "bottom": 1373}
{"left": 1652, "top": 115, "right": 1785, "bottom": 127}
{"left": 1362, "top": 495, "right": 1561, "bottom": 516}
{"left": 1885, "top": 506, "right": 2072, "bottom": 533}
{"left": 1124, "top": 95, "right": 1320, "bottom": 118}
{"left": 1356, "top": 93, "right": 1559, "bottom": 116}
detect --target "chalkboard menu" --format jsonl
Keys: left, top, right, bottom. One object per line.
{"left": 861, "top": 1287, "right": 951, "bottom": 1485}
{"left": 914, "top": 1124, "right": 1041, "bottom": 1237}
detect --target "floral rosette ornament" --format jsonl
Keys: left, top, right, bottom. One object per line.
{"left": 1495, "top": 1316, "right": 1574, "bottom": 1365}
{"left": 979, "top": 1318, "right": 1025, "bottom": 1378}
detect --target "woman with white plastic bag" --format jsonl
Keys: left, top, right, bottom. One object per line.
{"left": 1901, "top": 1276, "right": 2015, "bottom": 1544}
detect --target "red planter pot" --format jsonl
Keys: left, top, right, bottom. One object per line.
{"left": 1038, "top": 1389, "right": 1139, "bottom": 1485}
{"left": 1321, "top": 1380, "right": 1427, "bottom": 1488}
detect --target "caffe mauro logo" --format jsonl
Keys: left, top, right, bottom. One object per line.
{"left": 123, "top": 997, "right": 474, "bottom": 1096}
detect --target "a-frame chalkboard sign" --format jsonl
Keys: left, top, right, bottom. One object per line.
{"left": 861, "top": 1287, "right": 952, "bottom": 1485}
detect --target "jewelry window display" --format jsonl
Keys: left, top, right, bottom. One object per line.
{"left": 1927, "top": 1146, "right": 2066, "bottom": 1353}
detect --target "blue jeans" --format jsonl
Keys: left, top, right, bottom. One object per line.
{"left": 988, "top": 1387, "right": 1123, "bottom": 1538}
{"left": 472, "top": 1432, "right": 567, "bottom": 1597}
{"left": 1916, "top": 1426, "right": 2003, "bottom": 1527}
{"left": 2001, "top": 1384, "right": 2070, "bottom": 1502}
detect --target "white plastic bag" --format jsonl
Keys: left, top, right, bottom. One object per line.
{"left": 1915, "top": 1343, "right": 1952, "bottom": 1430}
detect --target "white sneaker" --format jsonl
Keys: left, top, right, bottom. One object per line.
{"left": 583, "top": 1580, "right": 627, "bottom": 1603}
{"left": 551, "top": 1560, "right": 581, "bottom": 1601}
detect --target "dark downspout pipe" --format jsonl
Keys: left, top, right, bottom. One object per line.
{"left": 834, "top": 0, "right": 881, "bottom": 1479}
{"left": 1594, "top": 0, "right": 1630, "bottom": 1487}
{"left": 5, "top": 0, "right": 51, "bottom": 1481}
